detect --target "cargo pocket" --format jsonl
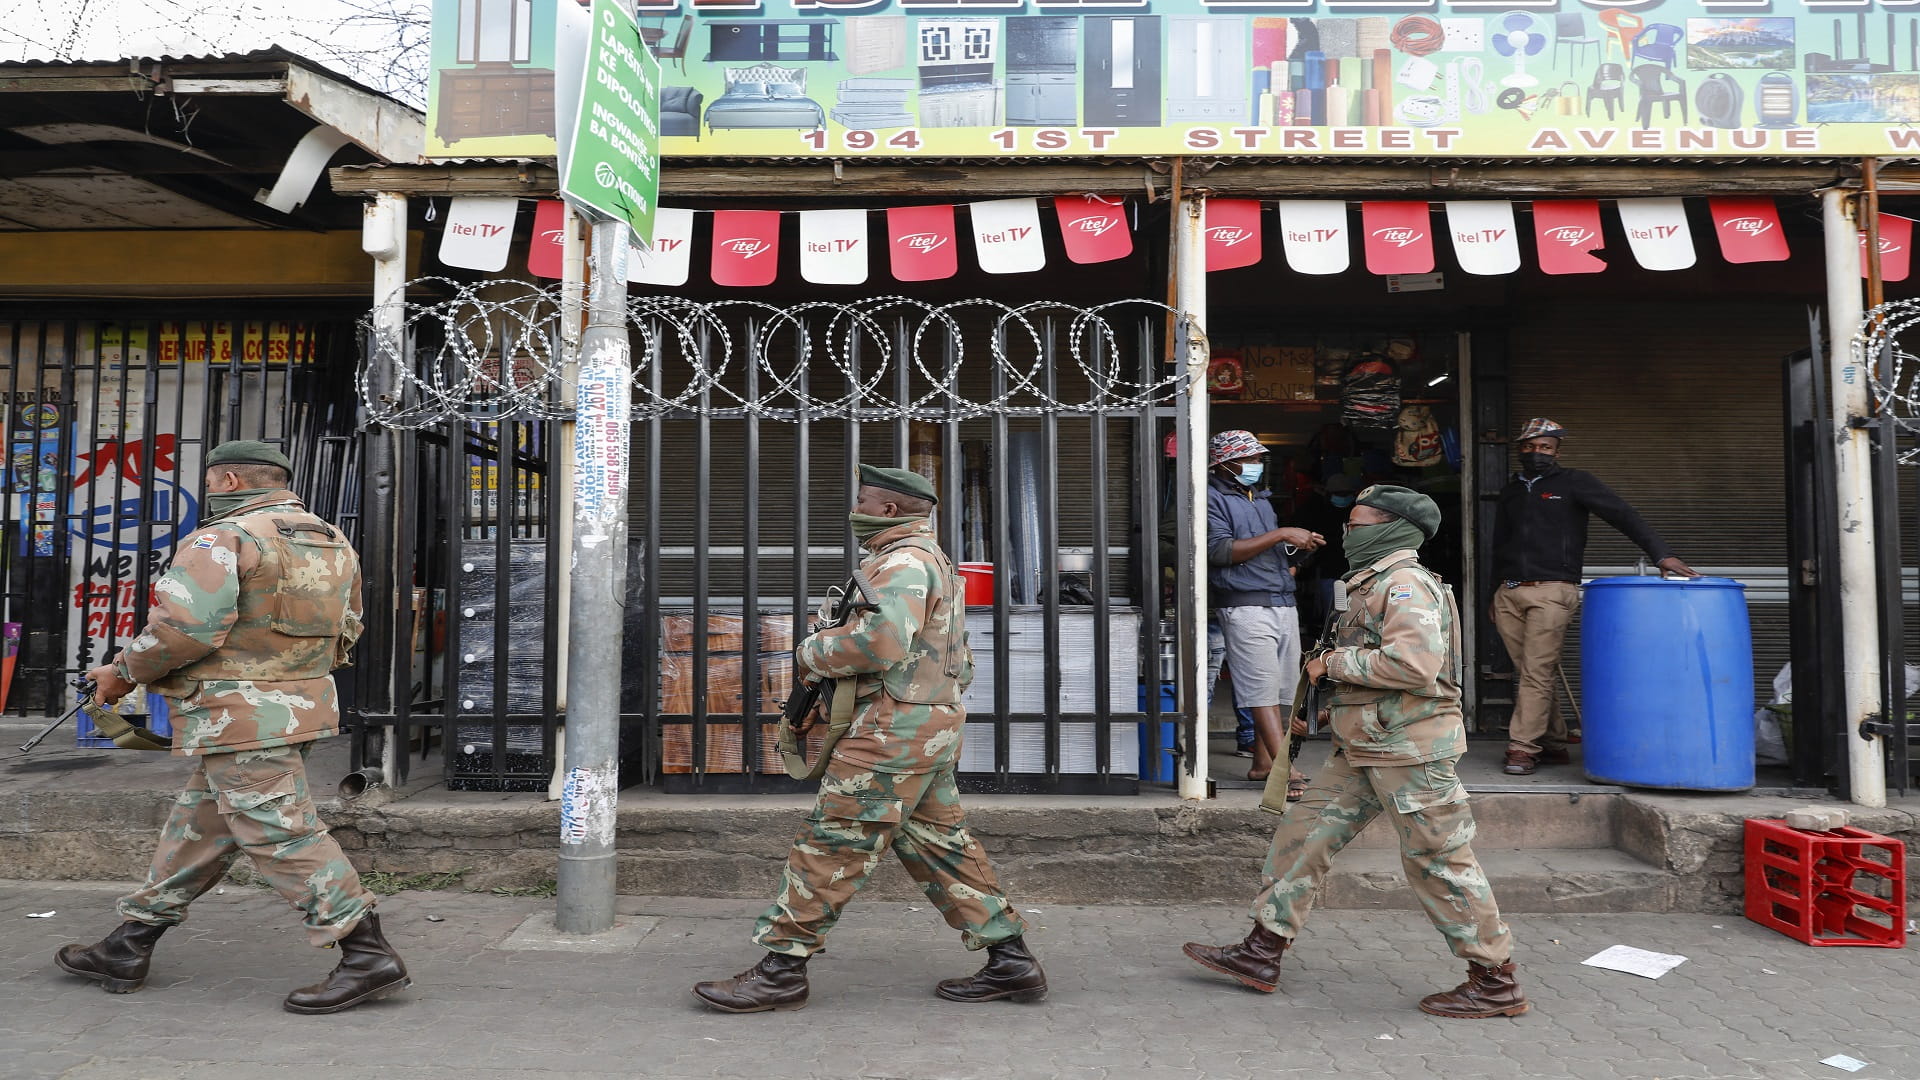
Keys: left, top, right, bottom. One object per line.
{"left": 1389, "top": 760, "right": 1469, "bottom": 816}
{"left": 214, "top": 767, "right": 302, "bottom": 816}
{"left": 812, "top": 787, "right": 906, "bottom": 827}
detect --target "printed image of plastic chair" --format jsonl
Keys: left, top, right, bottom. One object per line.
{"left": 1599, "top": 8, "right": 1644, "bottom": 64}
{"left": 1630, "top": 23, "right": 1685, "bottom": 71}
{"left": 1631, "top": 64, "right": 1687, "bottom": 129}
{"left": 1587, "top": 62, "right": 1626, "bottom": 120}
{"left": 1553, "top": 14, "right": 1600, "bottom": 72}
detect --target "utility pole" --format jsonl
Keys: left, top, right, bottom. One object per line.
{"left": 1174, "top": 190, "right": 1210, "bottom": 802}
{"left": 555, "top": 218, "right": 632, "bottom": 932}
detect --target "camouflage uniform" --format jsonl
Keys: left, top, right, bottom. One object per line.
{"left": 1249, "top": 548, "right": 1513, "bottom": 966}
{"left": 753, "top": 518, "right": 1028, "bottom": 957}
{"left": 112, "top": 489, "right": 373, "bottom": 947}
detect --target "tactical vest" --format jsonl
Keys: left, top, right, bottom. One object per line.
{"left": 876, "top": 533, "right": 972, "bottom": 706}
{"left": 173, "top": 508, "right": 358, "bottom": 685}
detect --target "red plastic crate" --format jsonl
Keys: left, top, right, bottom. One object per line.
{"left": 1744, "top": 819, "right": 1907, "bottom": 948}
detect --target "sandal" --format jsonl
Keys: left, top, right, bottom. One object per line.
{"left": 1286, "top": 775, "right": 1310, "bottom": 802}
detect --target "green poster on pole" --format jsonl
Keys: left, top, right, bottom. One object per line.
{"left": 561, "top": 0, "right": 660, "bottom": 243}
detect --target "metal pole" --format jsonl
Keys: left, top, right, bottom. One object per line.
{"left": 1174, "top": 192, "right": 1210, "bottom": 801}
{"left": 556, "top": 217, "right": 632, "bottom": 932}
{"left": 362, "top": 192, "right": 408, "bottom": 789}
{"left": 1822, "top": 188, "right": 1887, "bottom": 809}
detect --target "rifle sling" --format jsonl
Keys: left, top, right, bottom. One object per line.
{"left": 83, "top": 701, "right": 171, "bottom": 752}
{"left": 779, "top": 678, "right": 859, "bottom": 781}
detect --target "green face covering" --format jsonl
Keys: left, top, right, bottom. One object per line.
{"left": 1340, "top": 519, "right": 1428, "bottom": 577}
{"left": 850, "top": 512, "right": 926, "bottom": 541}
{"left": 206, "top": 488, "right": 276, "bottom": 522}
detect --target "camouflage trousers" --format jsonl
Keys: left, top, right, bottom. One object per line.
{"left": 118, "top": 744, "right": 374, "bottom": 947}
{"left": 1251, "top": 752, "right": 1513, "bottom": 965}
{"left": 753, "top": 762, "right": 1029, "bottom": 957}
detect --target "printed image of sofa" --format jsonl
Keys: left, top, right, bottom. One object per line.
{"left": 661, "top": 85, "right": 704, "bottom": 139}
{"left": 705, "top": 64, "right": 826, "bottom": 132}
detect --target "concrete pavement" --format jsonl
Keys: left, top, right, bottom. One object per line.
{"left": 2, "top": 879, "right": 1914, "bottom": 1080}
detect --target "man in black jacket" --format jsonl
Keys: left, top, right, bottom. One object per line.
{"left": 1490, "top": 418, "right": 1697, "bottom": 775}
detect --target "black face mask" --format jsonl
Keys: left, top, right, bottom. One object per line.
{"left": 1519, "top": 452, "right": 1556, "bottom": 476}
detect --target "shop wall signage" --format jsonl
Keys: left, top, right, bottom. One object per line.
{"left": 427, "top": 0, "right": 1920, "bottom": 159}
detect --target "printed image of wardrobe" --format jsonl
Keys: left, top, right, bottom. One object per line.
{"left": 1084, "top": 16, "right": 1161, "bottom": 126}
{"left": 1006, "top": 17, "right": 1077, "bottom": 126}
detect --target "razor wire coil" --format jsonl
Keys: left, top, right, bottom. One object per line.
{"left": 1861, "top": 298, "right": 1920, "bottom": 464}
{"left": 358, "top": 279, "right": 1199, "bottom": 429}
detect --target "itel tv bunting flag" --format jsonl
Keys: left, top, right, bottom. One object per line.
{"left": 711, "top": 210, "right": 782, "bottom": 288}
{"left": 1444, "top": 201, "right": 1521, "bottom": 277}
{"left": 1864, "top": 213, "right": 1914, "bottom": 283}
{"left": 1205, "top": 199, "right": 1264, "bottom": 272}
{"left": 1054, "top": 194, "right": 1132, "bottom": 265}
{"left": 1277, "top": 201, "right": 1350, "bottom": 276}
{"left": 1707, "top": 197, "right": 1790, "bottom": 264}
{"left": 1617, "top": 199, "right": 1697, "bottom": 272}
{"left": 887, "top": 204, "right": 958, "bottom": 282}
{"left": 528, "top": 199, "right": 567, "bottom": 280}
{"left": 1361, "top": 202, "right": 1434, "bottom": 275}
{"left": 799, "top": 208, "right": 869, "bottom": 286}
{"left": 970, "top": 198, "right": 1047, "bottom": 275}
{"left": 1531, "top": 201, "right": 1607, "bottom": 276}
{"left": 628, "top": 206, "right": 695, "bottom": 287}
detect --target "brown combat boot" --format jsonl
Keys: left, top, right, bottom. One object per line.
{"left": 283, "top": 913, "right": 411, "bottom": 1015}
{"left": 55, "top": 921, "right": 169, "bottom": 993}
{"left": 1418, "top": 961, "right": 1530, "bottom": 1018}
{"left": 935, "top": 936, "right": 1048, "bottom": 1003}
{"left": 692, "top": 952, "right": 810, "bottom": 1013}
{"left": 1181, "top": 923, "right": 1289, "bottom": 993}
{"left": 1502, "top": 749, "right": 1538, "bottom": 776}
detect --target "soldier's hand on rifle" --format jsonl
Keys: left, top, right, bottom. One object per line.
{"left": 1290, "top": 715, "right": 1310, "bottom": 737}
{"left": 1276, "top": 527, "right": 1326, "bottom": 552}
{"left": 1304, "top": 654, "right": 1329, "bottom": 685}
{"left": 84, "top": 663, "right": 133, "bottom": 706}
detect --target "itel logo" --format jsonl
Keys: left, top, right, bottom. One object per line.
{"left": 1543, "top": 226, "right": 1595, "bottom": 248}
{"left": 898, "top": 231, "right": 949, "bottom": 254}
{"left": 1370, "top": 227, "right": 1424, "bottom": 248}
{"left": 1861, "top": 235, "right": 1903, "bottom": 255}
{"left": 540, "top": 228, "right": 566, "bottom": 247}
{"left": 1069, "top": 216, "right": 1119, "bottom": 237}
{"left": 1207, "top": 226, "right": 1254, "bottom": 247}
{"left": 722, "top": 238, "right": 771, "bottom": 259}
{"left": 1725, "top": 217, "right": 1774, "bottom": 237}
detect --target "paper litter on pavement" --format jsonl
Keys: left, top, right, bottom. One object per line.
{"left": 1580, "top": 945, "right": 1688, "bottom": 979}
{"left": 26, "top": 911, "right": 55, "bottom": 918}
{"left": 1821, "top": 1054, "right": 1870, "bottom": 1072}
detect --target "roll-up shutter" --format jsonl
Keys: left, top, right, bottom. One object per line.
{"left": 1506, "top": 299, "right": 1803, "bottom": 708}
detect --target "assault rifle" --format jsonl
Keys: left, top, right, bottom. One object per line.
{"left": 19, "top": 679, "right": 171, "bottom": 753}
{"left": 1261, "top": 582, "right": 1347, "bottom": 814}
{"left": 777, "top": 570, "right": 882, "bottom": 779}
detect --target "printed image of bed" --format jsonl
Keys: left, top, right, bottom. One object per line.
{"left": 706, "top": 64, "right": 827, "bottom": 131}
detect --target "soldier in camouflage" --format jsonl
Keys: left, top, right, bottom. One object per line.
{"left": 693, "top": 464, "right": 1044, "bottom": 1013}
{"left": 1183, "top": 485, "right": 1529, "bottom": 1019}
{"left": 53, "top": 441, "right": 410, "bottom": 1016}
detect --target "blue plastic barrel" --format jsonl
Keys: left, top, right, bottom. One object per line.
{"left": 1579, "top": 576, "right": 1754, "bottom": 791}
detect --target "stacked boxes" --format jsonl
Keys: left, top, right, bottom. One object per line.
{"left": 659, "top": 610, "right": 814, "bottom": 774}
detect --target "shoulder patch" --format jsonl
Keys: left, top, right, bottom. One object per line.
{"left": 1388, "top": 583, "right": 1415, "bottom": 602}
{"left": 190, "top": 534, "right": 220, "bottom": 549}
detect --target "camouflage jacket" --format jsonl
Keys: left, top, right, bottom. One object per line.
{"left": 796, "top": 518, "right": 973, "bottom": 775}
{"left": 1322, "top": 548, "right": 1465, "bottom": 767}
{"left": 114, "top": 489, "right": 364, "bottom": 757}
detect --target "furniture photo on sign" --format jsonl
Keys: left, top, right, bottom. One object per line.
{"left": 436, "top": 0, "right": 552, "bottom": 145}
{"left": 845, "top": 16, "right": 908, "bottom": 75}
{"left": 649, "top": 15, "right": 693, "bottom": 74}
{"left": 1165, "top": 16, "right": 1247, "bottom": 122}
{"left": 1005, "top": 17, "right": 1078, "bottom": 127}
{"left": 1632, "top": 63, "right": 1687, "bottom": 128}
{"left": 918, "top": 18, "right": 1000, "bottom": 128}
{"left": 1552, "top": 13, "right": 1600, "bottom": 71}
{"left": 707, "top": 19, "right": 840, "bottom": 63}
{"left": 661, "top": 85, "right": 703, "bottom": 140}
{"left": 1083, "top": 16, "right": 1161, "bottom": 127}
{"left": 706, "top": 65, "right": 826, "bottom": 132}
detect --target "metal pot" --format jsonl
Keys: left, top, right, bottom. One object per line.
{"left": 1057, "top": 549, "right": 1094, "bottom": 574}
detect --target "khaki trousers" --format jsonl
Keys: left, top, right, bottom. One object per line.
{"left": 1491, "top": 582, "right": 1580, "bottom": 757}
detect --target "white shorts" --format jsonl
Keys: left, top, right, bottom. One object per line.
{"left": 1215, "top": 605, "right": 1302, "bottom": 709}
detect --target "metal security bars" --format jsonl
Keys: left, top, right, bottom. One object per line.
{"left": 0, "top": 312, "right": 358, "bottom": 720}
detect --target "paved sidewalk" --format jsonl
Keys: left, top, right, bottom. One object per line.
{"left": 1, "top": 880, "right": 1913, "bottom": 1080}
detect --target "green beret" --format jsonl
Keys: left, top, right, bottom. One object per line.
{"left": 858, "top": 464, "right": 938, "bottom": 505}
{"left": 206, "top": 440, "right": 292, "bottom": 475}
{"left": 1357, "top": 483, "right": 1440, "bottom": 540}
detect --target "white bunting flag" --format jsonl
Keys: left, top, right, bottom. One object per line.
{"left": 970, "top": 198, "right": 1047, "bottom": 275}
{"left": 1444, "top": 201, "right": 1521, "bottom": 276}
{"left": 799, "top": 208, "right": 869, "bottom": 286}
{"left": 628, "top": 207, "right": 695, "bottom": 286}
{"left": 1616, "top": 198, "right": 1697, "bottom": 272}
{"left": 1277, "top": 201, "right": 1350, "bottom": 276}
{"left": 438, "top": 197, "right": 519, "bottom": 273}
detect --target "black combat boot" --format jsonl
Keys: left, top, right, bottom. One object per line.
{"left": 935, "top": 936, "right": 1048, "bottom": 1003}
{"left": 1181, "top": 923, "right": 1289, "bottom": 993}
{"left": 692, "top": 952, "right": 811, "bottom": 1013}
{"left": 283, "top": 913, "right": 411, "bottom": 1015}
{"left": 55, "top": 921, "right": 169, "bottom": 993}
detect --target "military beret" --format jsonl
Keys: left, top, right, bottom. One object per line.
{"left": 206, "top": 440, "right": 292, "bottom": 475}
{"left": 1357, "top": 483, "right": 1441, "bottom": 541}
{"left": 858, "top": 464, "right": 938, "bottom": 505}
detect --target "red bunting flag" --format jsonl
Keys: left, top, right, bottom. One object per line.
{"left": 1708, "top": 197, "right": 1790, "bottom": 264}
{"left": 1531, "top": 200, "right": 1607, "bottom": 275}
{"left": 1862, "top": 213, "right": 1914, "bottom": 283}
{"left": 1360, "top": 202, "right": 1434, "bottom": 275}
{"left": 1054, "top": 194, "right": 1133, "bottom": 265}
{"left": 711, "top": 210, "right": 781, "bottom": 288}
{"left": 1204, "top": 199, "right": 1264, "bottom": 271}
{"left": 528, "top": 199, "right": 567, "bottom": 279}
{"left": 887, "top": 204, "right": 959, "bottom": 281}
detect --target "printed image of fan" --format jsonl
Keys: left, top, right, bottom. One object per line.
{"left": 1492, "top": 11, "right": 1546, "bottom": 89}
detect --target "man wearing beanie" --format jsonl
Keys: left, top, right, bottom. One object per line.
{"left": 694, "top": 464, "right": 1042, "bottom": 1013}
{"left": 1183, "top": 485, "right": 1528, "bottom": 1019}
{"left": 55, "top": 441, "right": 407, "bottom": 1015}
{"left": 1492, "top": 418, "right": 1697, "bottom": 776}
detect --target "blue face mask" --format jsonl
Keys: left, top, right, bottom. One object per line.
{"left": 1235, "top": 463, "right": 1265, "bottom": 487}
{"left": 1330, "top": 495, "right": 1355, "bottom": 508}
